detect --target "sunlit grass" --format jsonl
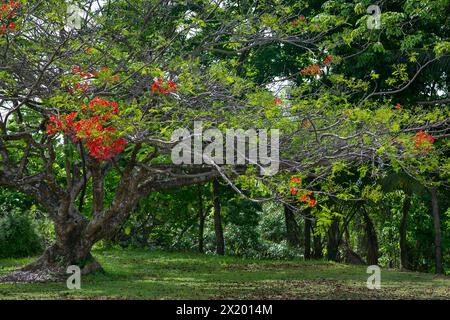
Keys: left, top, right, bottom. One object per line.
{"left": 0, "top": 248, "right": 448, "bottom": 300}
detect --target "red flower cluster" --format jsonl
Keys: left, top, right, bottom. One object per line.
{"left": 0, "top": 1, "right": 20, "bottom": 35}
{"left": 151, "top": 79, "right": 177, "bottom": 95}
{"left": 69, "top": 66, "right": 119, "bottom": 94}
{"left": 46, "top": 112, "right": 76, "bottom": 136}
{"left": 323, "top": 55, "right": 333, "bottom": 65}
{"left": 85, "top": 137, "right": 126, "bottom": 161}
{"left": 289, "top": 176, "right": 302, "bottom": 195}
{"left": 274, "top": 98, "right": 283, "bottom": 105}
{"left": 300, "top": 55, "right": 334, "bottom": 77}
{"left": 288, "top": 176, "right": 317, "bottom": 206}
{"left": 414, "top": 130, "right": 435, "bottom": 151}
{"left": 47, "top": 97, "right": 126, "bottom": 161}
{"left": 299, "top": 191, "right": 316, "bottom": 207}
{"left": 291, "top": 15, "right": 306, "bottom": 25}
{"left": 395, "top": 103, "right": 401, "bottom": 110}
{"left": 300, "top": 64, "right": 322, "bottom": 76}
{"left": 290, "top": 176, "right": 301, "bottom": 184}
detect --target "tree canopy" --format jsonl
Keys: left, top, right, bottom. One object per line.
{"left": 0, "top": 0, "right": 448, "bottom": 280}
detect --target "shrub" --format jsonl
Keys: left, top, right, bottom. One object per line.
{"left": 0, "top": 209, "right": 43, "bottom": 258}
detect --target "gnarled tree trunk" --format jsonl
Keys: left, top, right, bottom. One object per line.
{"left": 0, "top": 147, "right": 221, "bottom": 283}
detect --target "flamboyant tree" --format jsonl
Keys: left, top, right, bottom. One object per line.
{"left": 0, "top": 0, "right": 448, "bottom": 281}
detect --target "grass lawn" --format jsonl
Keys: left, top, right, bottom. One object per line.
{"left": 0, "top": 248, "right": 449, "bottom": 300}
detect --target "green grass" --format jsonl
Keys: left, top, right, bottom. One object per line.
{"left": 0, "top": 248, "right": 449, "bottom": 300}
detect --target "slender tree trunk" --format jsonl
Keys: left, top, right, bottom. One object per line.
{"left": 283, "top": 204, "right": 301, "bottom": 248}
{"left": 342, "top": 227, "right": 365, "bottom": 265}
{"left": 327, "top": 220, "right": 340, "bottom": 261}
{"left": 430, "top": 188, "right": 444, "bottom": 274}
{"left": 312, "top": 221, "right": 323, "bottom": 259}
{"left": 313, "top": 232, "right": 323, "bottom": 259}
{"left": 212, "top": 179, "right": 225, "bottom": 255}
{"left": 304, "top": 212, "right": 312, "bottom": 260}
{"left": 362, "top": 206, "right": 379, "bottom": 265}
{"left": 198, "top": 186, "right": 205, "bottom": 253}
{"left": 399, "top": 195, "right": 410, "bottom": 270}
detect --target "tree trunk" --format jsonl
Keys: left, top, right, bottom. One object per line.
{"left": 283, "top": 204, "right": 301, "bottom": 248}
{"left": 327, "top": 220, "right": 340, "bottom": 261}
{"left": 362, "top": 206, "right": 379, "bottom": 265}
{"left": 212, "top": 179, "right": 225, "bottom": 255}
{"left": 399, "top": 195, "right": 410, "bottom": 270}
{"left": 198, "top": 186, "right": 206, "bottom": 253}
{"left": 430, "top": 188, "right": 444, "bottom": 274}
{"left": 304, "top": 212, "right": 312, "bottom": 260}
{"left": 312, "top": 222, "right": 323, "bottom": 259}
{"left": 0, "top": 202, "right": 102, "bottom": 283}
{"left": 342, "top": 228, "right": 365, "bottom": 265}
{"left": 0, "top": 143, "right": 221, "bottom": 283}
{"left": 313, "top": 233, "right": 323, "bottom": 259}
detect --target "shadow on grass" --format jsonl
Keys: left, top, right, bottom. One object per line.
{"left": 0, "top": 248, "right": 448, "bottom": 299}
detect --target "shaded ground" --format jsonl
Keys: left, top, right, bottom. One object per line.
{"left": 0, "top": 248, "right": 448, "bottom": 300}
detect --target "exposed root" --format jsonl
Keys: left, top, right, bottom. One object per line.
{"left": 0, "top": 250, "right": 103, "bottom": 284}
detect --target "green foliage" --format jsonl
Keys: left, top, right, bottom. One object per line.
{"left": 0, "top": 210, "right": 43, "bottom": 258}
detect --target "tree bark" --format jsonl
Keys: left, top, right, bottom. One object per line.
{"left": 399, "top": 195, "right": 410, "bottom": 270}
{"left": 0, "top": 157, "right": 222, "bottom": 283}
{"left": 327, "top": 220, "right": 340, "bottom": 261}
{"left": 198, "top": 186, "right": 206, "bottom": 253}
{"left": 312, "top": 222, "right": 323, "bottom": 259}
{"left": 304, "top": 211, "right": 312, "bottom": 259}
{"left": 362, "top": 206, "right": 379, "bottom": 265}
{"left": 212, "top": 179, "right": 225, "bottom": 255}
{"left": 10, "top": 201, "right": 103, "bottom": 281}
{"left": 430, "top": 188, "right": 444, "bottom": 274}
{"left": 283, "top": 204, "right": 301, "bottom": 248}
{"left": 342, "top": 227, "right": 365, "bottom": 265}
{"left": 313, "top": 233, "right": 323, "bottom": 259}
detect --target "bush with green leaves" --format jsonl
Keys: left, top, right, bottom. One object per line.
{"left": 0, "top": 209, "right": 43, "bottom": 258}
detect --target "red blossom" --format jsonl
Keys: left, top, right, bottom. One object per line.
{"left": 323, "top": 55, "right": 333, "bottom": 65}
{"left": 152, "top": 78, "right": 177, "bottom": 95}
{"left": 0, "top": 0, "right": 19, "bottom": 35}
{"left": 414, "top": 130, "right": 435, "bottom": 151}
{"left": 298, "top": 191, "right": 316, "bottom": 207}
{"left": 300, "top": 64, "right": 322, "bottom": 76}
{"left": 47, "top": 94, "right": 126, "bottom": 161}
{"left": 299, "top": 194, "right": 308, "bottom": 202}
{"left": 290, "top": 176, "right": 301, "bottom": 184}
{"left": 290, "top": 187, "right": 298, "bottom": 196}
